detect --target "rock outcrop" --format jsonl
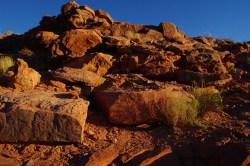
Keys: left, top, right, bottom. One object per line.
{"left": 0, "top": 1, "right": 249, "bottom": 165}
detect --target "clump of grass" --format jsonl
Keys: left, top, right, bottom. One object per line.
{"left": 125, "top": 31, "right": 141, "bottom": 41}
{"left": 163, "top": 92, "right": 199, "bottom": 127}
{"left": 0, "top": 56, "right": 15, "bottom": 74}
{"left": 193, "top": 87, "right": 223, "bottom": 114}
{"left": 162, "top": 86, "right": 222, "bottom": 128}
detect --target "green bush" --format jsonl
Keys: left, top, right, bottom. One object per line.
{"left": 0, "top": 56, "right": 15, "bottom": 74}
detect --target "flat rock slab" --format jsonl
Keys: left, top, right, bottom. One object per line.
{"left": 0, "top": 90, "right": 89, "bottom": 143}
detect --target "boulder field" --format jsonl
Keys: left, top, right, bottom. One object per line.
{"left": 0, "top": 1, "right": 249, "bottom": 165}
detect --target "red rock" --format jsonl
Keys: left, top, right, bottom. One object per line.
{"left": 94, "top": 74, "right": 194, "bottom": 125}
{"left": 51, "top": 29, "right": 102, "bottom": 58}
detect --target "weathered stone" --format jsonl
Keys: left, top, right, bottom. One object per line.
{"left": 104, "top": 36, "right": 130, "bottom": 47}
{"left": 66, "top": 52, "right": 113, "bottom": 76}
{"left": 185, "top": 49, "right": 228, "bottom": 74}
{"left": 61, "top": 1, "right": 79, "bottom": 15}
{"left": 67, "top": 8, "right": 95, "bottom": 28}
{"left": 11, "top": 59, "right": 41, "bottom": 90}
{"left": 51, "top": 29, "right": 102, "bottom": 58}
{"left": 51, "top": 67, "right": 106, "bottom": 87}
{"left": 139, "top": 53, "right": 180, "bottom": 78}
{"left": 95, "top": 10, "right": 113, "bottom": 24}
{"left": 139, "top": 147, "right": 172, "bottom": 166}
{"left": 110, "top": 22, "right": 144, "bottom": 37}
{"left": 94, "top": 74, "right": 194, "bottom": 125}
{"left": 86, "top": 144, "right": 119, "bottom": 166}
{"left": 160, "top": 22, "right": 186, "bottom": 42}
{"left": 0, "top": 90, "right": 89, "bottom": 143}
{"left": 35, "top": 31, "right": 59, "bottom": 48}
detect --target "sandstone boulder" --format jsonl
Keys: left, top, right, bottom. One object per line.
{"left": 104, "top": 36, "right": 131, "bottom": 47}
{"left": 0, "top": 90, "right": 89, "bottom": 143}
{"left": 51, "top": 67, "right": 106, "bottom": 87}
{"left": 184, "top": 48, "right": 228, "bottom": 74}
{"left": 51, "top": 29, "right": 102, "bottom": 58}
{"left": 139, "top": 53, "right": 180, "bottom": 78}
{"left": 61, "top": 1, "right": 79, "bottom": 15}
{"left": 67, "top": 7, "right": 95, "bottom": 29}
{"left": 35, "top": 31, "right": 59, "bottom": 48}
{"left": 11, "top": 59, "right": 41, "bottom": 90}
{"left": 95, "top": 9, "right": 113, "bottom": 25}
{"left": 160, "top": 22, "right": 186, "bottom": 42}
{"left": 66, "top": 52, "right": 113, "bottom": 76}
{"left": 94, "top": 74, "right": 194, "bottom": 125}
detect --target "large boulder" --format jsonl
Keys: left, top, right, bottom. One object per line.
{"left": 51, "top": 67, "right": 106, "bottom": 87}
{"left": 51, "top": 29, "right": 102, "bottom": 58}
{"left": 0, "top": 90, "right": 89, "bottom": 143}
{"left": 66, "top": 52, "right": 113, "bottom": 76}
{"left": 94, "top": 74, "right": 194, "bottom": 125}
{"left": 67, "top": 7, "right": 95, "bottom": 29}
{"left": 95, "top": 9, "right": 113, "bottom": 25}
{"left": 182, "top": 48, "right": 228, "bottom": 74}
{"left": 61, "top": 1, "right": 79, "bottom": 15}
{"left": 34, "top": 31, "right": 59, "bottom": 48}
{"left": 160, "top": 22, "right": 186, "bottom": 43}
{"left": 10, "top": 59, "right": 41, "bottom": 90}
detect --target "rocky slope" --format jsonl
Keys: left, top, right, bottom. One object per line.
{"left": 0, "top": 1, "right": 249, "bottom": 166}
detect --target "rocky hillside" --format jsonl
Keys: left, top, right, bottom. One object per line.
{"left": 0, "top": 1, "right": 249, "bottom": 166}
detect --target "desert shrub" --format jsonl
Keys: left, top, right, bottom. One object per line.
{"left": 163, "top": 93, "right": 199, "bottom": 127}
{"left": 0, "top": 56, "right": 15, "bottom": 74}
{"left": 125, "top": 31, "right": 141, "bottom": 41}
{"left": 192, "top": 87, "right": 223, "bottom": 114}
{"left": 163, "top": 86, "right": 222, "bottom": 128}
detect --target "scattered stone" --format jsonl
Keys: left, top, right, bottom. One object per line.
{"left": 85, "top": 144, "right": 119, "bottom": 166}
{"left": 139, "top": 147, "right": 172, "bottom": 166}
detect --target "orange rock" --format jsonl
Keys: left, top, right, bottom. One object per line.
{"left": 61, "top": 1, "right": 79, "bottom": 15}
{"left": 51, "top": 67, "right": 106, "bottom": 87}
{"left": 11, "top": 59, "right": 41, "bottom": 90}
{"left": 35, "top": 31, "right": 59, "bottom": 48}
{"left": 160, "top": 22, "right": 186, "bottom": 43}
{"left": 139, "top": 147, "right": 172, "bottom": 166}
{"left": 51, "top": 29, "right": 102, "bottom": 58}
